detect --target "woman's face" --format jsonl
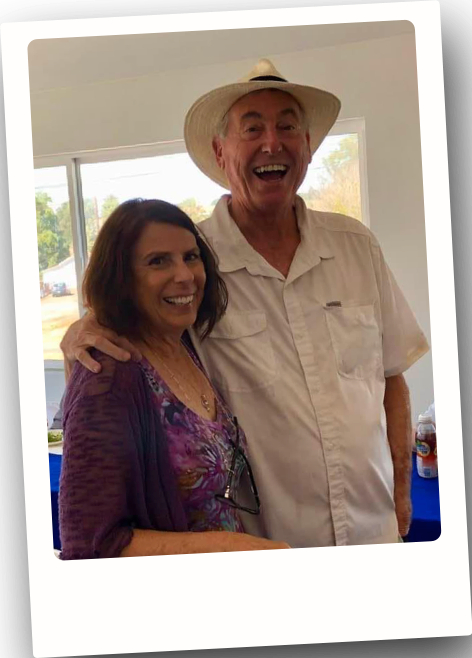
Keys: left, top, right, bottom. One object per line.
{"left": 132, "top": 222, "right": 206, "bottom": 338}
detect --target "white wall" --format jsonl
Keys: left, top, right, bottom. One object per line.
{"left": 32, "top": 30, "right": 433, "bottom": 420}
{"left": 44, "top": 366, "right": 66, "bottom": 407}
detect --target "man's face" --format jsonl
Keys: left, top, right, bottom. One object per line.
{"left": 212, "top": 90, "right": 312, "bottom": 214}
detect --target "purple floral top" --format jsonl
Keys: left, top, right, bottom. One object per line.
{"left": 139, "top": 354, "right": 246, "bottom": 533}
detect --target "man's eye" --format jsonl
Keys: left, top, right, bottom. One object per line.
{"left": 280, "top": 124, "right": 297, "bottom": 131}
{"left": 244, "top": 125, "right": 262, "bottom": 133}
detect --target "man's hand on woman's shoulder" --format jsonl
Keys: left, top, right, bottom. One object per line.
{"left": 60, "top": 313, "right": 141, "bottom": 378}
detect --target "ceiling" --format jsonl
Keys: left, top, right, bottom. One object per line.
{"left": 28, "top": 21, "right": 414, "bottom": 93}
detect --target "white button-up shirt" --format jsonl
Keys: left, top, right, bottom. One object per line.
{"left": 193, "top": 196, "right": 429, "bottom": 547}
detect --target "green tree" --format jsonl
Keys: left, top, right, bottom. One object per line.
{"left": 178, "top": 197, "right": 209, "bottom": 223}
{"left": 323, "top": 135, "right": 358, "bottom": 177}
{"left": 84, "top": 197, "right": 100, "bottom": 253}
{"left": 56, "top": 201, "right": 73, "bottom": 250}
{"left": 36, "top": 192, "right": 70, "bottom": 271}
{"left": 37, "top": 229, "right": 59, "bottom": 271}
{"left": 36, "top": 191, "right": 57, "bottom": 231}
{"left": 301, "top": 135, "right": 362, "bottom": 221}
{"left": 55, "top": 197, "right": 102, "bottom": 254}
{"left": 100, "top": 194, "right": 119, "bottom": 223}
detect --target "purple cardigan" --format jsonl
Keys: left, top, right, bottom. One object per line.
{"left": 59, "top": 350, "right": 189, "bottom": 559}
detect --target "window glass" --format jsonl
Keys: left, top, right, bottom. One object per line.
{"left": 299, "top": 133, "right": 362, "bottom": 221}
{"left": 35, "top": 166, "right": 79, "bottom": 361}
{"left": 80, "top": 153, "right": 227, "bottom": 255}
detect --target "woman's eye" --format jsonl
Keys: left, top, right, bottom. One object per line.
{"left": 149, "top": 256, "right": 165, "bottom": 266}
{"left": 186, "top": 252, "right": 201, "bottom": 262}
{"left": 244, "top": 125, "right": 261, "bottom": 133}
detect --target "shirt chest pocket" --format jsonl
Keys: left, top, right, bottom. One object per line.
{"left": 323, "top": 302, "right": 382, "bottom": 379}
{"left": 206, "top": 311, "right": 276, "bottom": 392}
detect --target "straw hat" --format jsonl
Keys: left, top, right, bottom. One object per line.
{"left": 184, "top": 58, "right": 341, "bottom": 189}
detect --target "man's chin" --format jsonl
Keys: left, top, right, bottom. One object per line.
{"left": 252, "top": 187, "right": 295, "bottom": 210}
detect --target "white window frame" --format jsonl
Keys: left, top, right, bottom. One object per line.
{"left": 36, "top": 121, "right": 369, "bottom": 375}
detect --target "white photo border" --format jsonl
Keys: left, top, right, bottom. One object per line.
{"left": 1, "top": 2, "right": 470, "bottom": 656}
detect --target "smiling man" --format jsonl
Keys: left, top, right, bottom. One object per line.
{"left": 62, "top": 59, "right": 430, "bottom": 547}
{"left": 209, "top": 90, "right": 311, "bottom": 278}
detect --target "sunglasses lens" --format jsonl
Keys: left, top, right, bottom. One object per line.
{"left": 216, "top": 421, "right": 260, "bottom": 514}
{"left": 230, "top": 453, "right": 259, "bottom": 510}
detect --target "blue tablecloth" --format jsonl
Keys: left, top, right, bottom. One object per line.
{"left": 48, "top": 451, "right": 441, "bottom": 549}
{"left": 404, "top": 453, "right": 441, "bottom": 542}
{"left": 49, "top": 453, "right": 62, "bottom": 550}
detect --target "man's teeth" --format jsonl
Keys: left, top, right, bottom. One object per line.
{"left": 165, "top": 295, "right": 194, "bottom": 305}
{"left": 254, "top": 164, "right": 288, "bottom": 174}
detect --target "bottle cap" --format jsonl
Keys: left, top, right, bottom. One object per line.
{"left": 418, "top": 413, "right": 433, "bottom": 424}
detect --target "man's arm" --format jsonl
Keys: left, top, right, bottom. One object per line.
{"left": 60, "top": 314, "right": 141, "bottom": 379}
{"left": 383, "top": 373, "right": 413, "bottom": 537}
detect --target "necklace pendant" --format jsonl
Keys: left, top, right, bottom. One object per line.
{"left": 201, "top": 394, "right": 211, "bottom": 413}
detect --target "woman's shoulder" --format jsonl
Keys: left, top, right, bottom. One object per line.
{"left": 67, "top": 350, "right": 144, "bottom": 401}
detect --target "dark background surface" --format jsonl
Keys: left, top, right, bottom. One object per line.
{"left": 0, "top": 0, "right": 472, "bottom": 658}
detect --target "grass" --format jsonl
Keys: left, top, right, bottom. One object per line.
{"left": 41, "top": 291, "right": 80, "bottom": 361}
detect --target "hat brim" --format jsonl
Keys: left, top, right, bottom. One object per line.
{"left": 184, "top": 79, "right": 341, "bottom": 190}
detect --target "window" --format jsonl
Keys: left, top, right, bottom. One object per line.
{"left": 80, "top": 153, "right": 227, "bottom": 255}
{"left": 35, "top": 166, "right": 80, "bottom": 362}
{"left": 300, "top": 132, "right": 363, "bottom": 221}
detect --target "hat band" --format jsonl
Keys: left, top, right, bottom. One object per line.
{"left": 249, "top": 75, "right": 287, "bottom": 82}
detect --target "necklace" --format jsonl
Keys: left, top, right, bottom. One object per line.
{"left": 151, "top": 345, "right": 213, "bottom": 414}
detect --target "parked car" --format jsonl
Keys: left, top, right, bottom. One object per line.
{"left": 51, "top": 282, "right": 70, "bottom": 297}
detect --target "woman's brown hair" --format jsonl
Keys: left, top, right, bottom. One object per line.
{"left": 82, "top": 198, "right": 227, "bottom": 341}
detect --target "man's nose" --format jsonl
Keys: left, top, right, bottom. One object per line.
{"left": 261, "top": 127, "right": 283, "bottom": 155}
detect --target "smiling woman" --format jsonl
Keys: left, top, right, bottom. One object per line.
{"left": 81, "top": 199, "right": 225, "bottom": 343}
{"left": 59, "top": 198, "right": 290, "bottom": 559}
{"left": 132, "top": 222, "right": 207, "bottom": 339}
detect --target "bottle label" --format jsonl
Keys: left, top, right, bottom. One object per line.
{"left": 416, "top": 429, "right": 438, "bottom": 478}
{"left": 416, "top": 441, "right": 431, "bottom": 457}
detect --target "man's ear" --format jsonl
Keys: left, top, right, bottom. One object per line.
{"left": 212, "top": 137, "right": 225, "bottom": 170}
{"left": 305, "top": 131, "right": 312, "bottom": 164}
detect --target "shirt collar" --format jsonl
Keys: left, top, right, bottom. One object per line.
{"left": 199, "top": 195, "right": 334, "bottom": 279}
{"left": 283, "top": 197, "right": 334, "bottom": 283}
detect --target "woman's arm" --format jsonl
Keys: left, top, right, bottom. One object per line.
{"left": 60, "top": 376, "right": 139, "bottom": 559}
{"left": 120, "top": 529, "right": 289, "bottom": 557}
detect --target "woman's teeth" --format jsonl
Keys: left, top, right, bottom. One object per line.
{"left": 164, "top": 295, "right": 194, "bottom": 305}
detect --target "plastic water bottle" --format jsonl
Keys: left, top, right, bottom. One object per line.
{"left": 416, "top": 413, "right": 438, "bottom": 478}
